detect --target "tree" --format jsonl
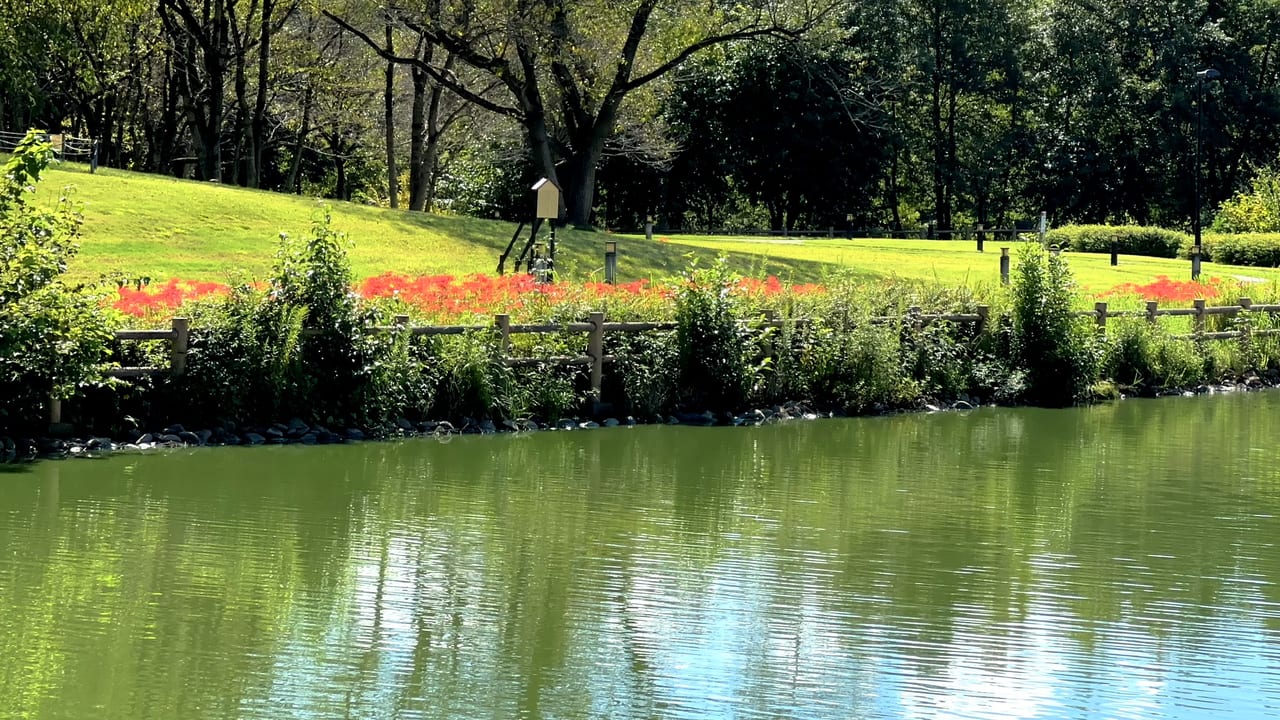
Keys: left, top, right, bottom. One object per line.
{"left": 0, "top": 132, "right": 116, "bottom": 432}
{"left": 326, "top": 0, "right": 835, "bottom": 227}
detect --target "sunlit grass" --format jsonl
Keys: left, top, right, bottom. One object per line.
{"left": 27, "top": 161, "right": 1280, "bottom": 303}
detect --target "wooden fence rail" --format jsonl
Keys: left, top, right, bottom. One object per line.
{"left": 103, "top": 298, "right": 1275, "bottom": 413}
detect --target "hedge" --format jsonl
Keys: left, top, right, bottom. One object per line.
{"left": 1186, "top": 233, "right": 1280, "bottom": 267}
{"left": 1045, "top": 225, "right": 1189, "bottom": 259}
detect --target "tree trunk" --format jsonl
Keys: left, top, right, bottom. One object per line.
{"left": 408, "top": 65, "right": 429, "bottom": 211}
{"left": 287, "top": 83, "right": 313, "bottom": 193}
{"left": 384, "top": 18, "right": 399, "bottom": 208}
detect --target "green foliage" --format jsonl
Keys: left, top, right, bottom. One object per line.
{"left": 1189, "top": 233, "right": 1280, "bottom": 267}
{"left": 797, "top": 318, "right": 911, "bottom": 414}
{"left": 613, "top": 331, "right": 679, "bottom": 419}
{"left": 1011, "top": 245, "right": 1098, "bottom": 406}
{"left": 428, "top": 332, "right": 503, "bottom": 421}
{"left": 0, "top": 131, "right": 117, "bottom": 432}
{"left": 1212, "top": 165, "right": 1280, "bottom": 233}
{"left": 673, "top": 258, "right": 756, "bottom": 412}
{"left": 1102, "top": 321, "right": 1204, "bottom": 392}
{"left": 1045, "top": 225, "right": 1188, "bottom": 258}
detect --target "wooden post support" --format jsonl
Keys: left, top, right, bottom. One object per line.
{"left": 976, "top": 305, "right": 990, "bottom": 334}
{"left": 495, "top": 314, "right": 511, "bottom": 356}
{"left": 1110, "top": 240, "right": 1119, "bottom": 266}
{"left": 1194, "top": 299, "right": 1207, "bottom": 335}
{"left": 1146, "top": 301, "right": 1159, "bottom": 324}
{"left": 588, "top": 311, "right": 605, "bottom": 402}
{"left": 762, "top": 309, "right": 779, "bottom": 360}
{"left": 1000, "top": 247, "right": 1010, "bottom": 285}
{"left": 908, "top": 305, "right": 923, "bottom": 333}
{"left": 1094, "top": 301, "right": 1108, "bottom": 335}
{"left": 49, "top": 396, "right": 62, "bottom": 425}
{"left": 170, "top": 317, "right": 190, "bottom": 376}
{"left": 1240, "top": 298, "right": 1254, "bottom": 348}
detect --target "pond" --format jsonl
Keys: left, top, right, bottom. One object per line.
{"left": 3, "top": 393, "right": 1280, "bottom": 719}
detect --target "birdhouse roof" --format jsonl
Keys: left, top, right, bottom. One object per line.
{"left": 532, "top": 177, "right": 560, "bottom": 191}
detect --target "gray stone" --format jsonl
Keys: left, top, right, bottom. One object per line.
{"left": 344, "top": 428, "right": 366, "bottom": 441}
{"left": 557, "top": 418, "right": 577, "bottom": 430}
{"left": 434, "top": 421, "right": 456, "bottom": 435}
{"left": 299, "top": 433, "right": 318, "bottom": 445}
{"left": 244, "top": 432, "right": 266, "bottom": 445}
{"left": 87, "top": 437, "right": 114, "bottom": 451}
{"left": 603, "top": 418, "right": 620, "bottom": 427}
{"left": 287, "top": 417, "right": 310, "bottom": 434}
{"left": 625, "top": 416, "right": 637, "bottom": 426}
{"left": 159, "top": 434, "right": 183, "bottom": 445}
{"left": 395, "top": 417, "right": 415, "bottom": 432}
{"left": 952, "top": 400, "right": 975, "bottom": 410}
{"left": 163, "top": 423, "right": 185, "bottom": 435}
{"left": 264, "top": 427, "right": 284, "bottom": 440}
{"left": 196, "top": 429, "right": 214, "bottom": 444}
{"left": 136, "top": 433, "right": 155, "bottom": 445}
{"left": 580, "top": 421, "right": 600, "bottom": 429}
{"left": 177, "top": 431, "right": 202, "bottom": 445}
{"left": 479, "top": 419, "right": 498, "bottom": 434}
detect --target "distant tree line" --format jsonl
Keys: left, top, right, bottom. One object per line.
{"left": 1, "top": 0, "right": 1277, "bottom": 232}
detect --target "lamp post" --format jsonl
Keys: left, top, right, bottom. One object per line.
{"left": 1193, "top": 68, "right": 1220, "bottom": 280}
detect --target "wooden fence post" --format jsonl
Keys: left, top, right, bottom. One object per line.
{"left": 49, "top": 396, "right": 61, "bottom": 425}
{"left": 1194, "top": 299, "right": 1206, "bottom": 336}
{"left": 1146, "top": 301, "right": 1159, "bottom": 325}
{"left": 908, "top": 305, "right": 923, "bottom": 333}
{"left": 394, "top": 314, "right": 410, "bottom": 329}
{"left": 762, "top": 309, "right": 779, "bottom": 360}
{"left": 495, "top": 314, "right": 511, "bottom": 357}
{"left": 588, "top": 312, "right": 605, "bottom": 403}
{"left": 1094, "top": 301, "right": 1108, "bottom": 336}
{"left": 171, "top": 317, "right": 190, "bottom": 376}
{"left": 1239, "top": 298, "right": 1254, "bottom": 349}
{"left": 976, "top": 305, "right": 990, "bottom": 334}
{"left": 1000, "top": 247, "right": 1010, "bottom": 285}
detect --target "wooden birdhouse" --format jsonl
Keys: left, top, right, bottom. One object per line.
{"left": 532, "top": 177, "right": 561, "bottom": 220}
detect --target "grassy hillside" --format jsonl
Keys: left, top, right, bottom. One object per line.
{"left": 34, "top": 162, "right": 826, "bottom": 284}
{"left": 30, "top": 160, "right": 1280, "bottom": 293}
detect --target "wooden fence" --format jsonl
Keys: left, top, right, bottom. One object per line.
{"left": 104, "top": 298, "right": 1274, "bottom": 407}
{"left": 103, "top": 309, "right": 986, "bottom": 406}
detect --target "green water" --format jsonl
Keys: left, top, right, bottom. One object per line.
{"left": 4, "top": 393, "right": 1280, "bottom": 719}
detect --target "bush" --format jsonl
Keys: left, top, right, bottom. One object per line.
{"left": 1102, "top": 321, "right": 1204, "bottom": 392}
{"left": 1045, "top": 225, "right": 1188, "bottom": 258}
{"left": 673, "top": 258, "right": 758, "bottom": 412}
{"left": 1188, "top": 233, "right": 1280, "bottom": 267}
{"left": 1011, "top": 244, "right": 1098, "bottom": 406}
{"left": 0, "top": 131, "right": 118, "bottom": 433}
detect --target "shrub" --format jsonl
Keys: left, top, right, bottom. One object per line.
{"left": 801, "top": 318, "right": 912, "bottom": 413}
{"left": 1189, "top": 233, "right": 1280, "bottom": 267}
{"left": 673, "top": 258, "right": 757, "bottom": 412}
{"left": 1011, "top": 244, "right": 1098, "bottom": 406}
{"left": 1102, "top": 321, "right": 1204, "bottom": 392}
{"left": 1045, "top": 225, "right": 1188, "bottom": 258}
{"left": 0, "top": 131, "right": 118, "bottom": 433}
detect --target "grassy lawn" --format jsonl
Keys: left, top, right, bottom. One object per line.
{"left": 34, "top": 162, "right": 825, "bottom": 285}
{"left": 27, "top": 161, "right": 1280, "bottom": 299}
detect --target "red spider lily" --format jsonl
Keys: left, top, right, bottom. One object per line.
{"left": 113, "top": 279, "right": 229, "bottom": 318}
{"left": 1104, "top": 275, "right": 1220, "bottom": 303}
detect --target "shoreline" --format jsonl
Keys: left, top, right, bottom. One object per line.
{"left": 4, "top": 374, "right": 1276, "bottom": 464}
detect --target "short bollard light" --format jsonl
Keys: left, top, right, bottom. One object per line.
{"left": 846, "top": 213, "right": 854, "bottom": 240}
{"left": 605, "top": 240, "right": 618, "bottom": 285}
{"left": 1000, "top": 247, "right": 1011, "bottom": 285}
{"left": 1191, "top": 245, "right": 1202, "bottom": 281}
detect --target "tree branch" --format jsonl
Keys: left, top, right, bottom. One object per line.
{"left": 322, "top": 10, "right": 521, "bottom": 118}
